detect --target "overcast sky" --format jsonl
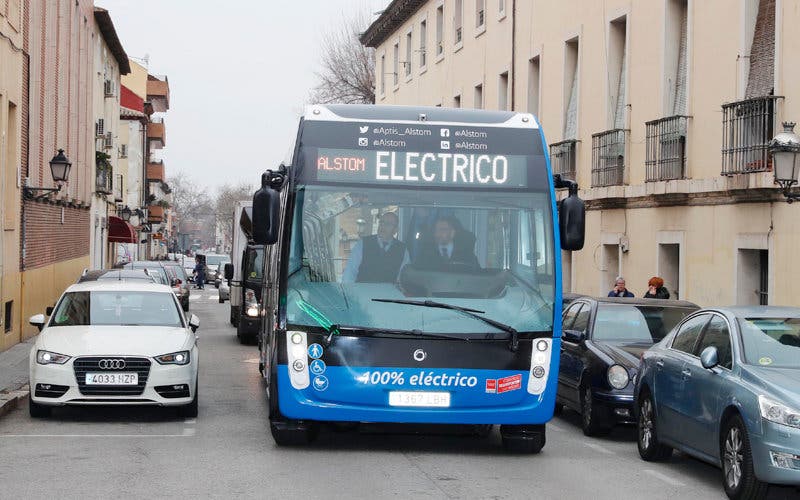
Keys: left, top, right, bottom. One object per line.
{"left": 96, "top": 0, "right": 387, "bottom": 192}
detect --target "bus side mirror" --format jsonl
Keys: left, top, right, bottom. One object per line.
{"left": 224, "top": 263, "right": 234, "bottom": 281}
{"left": 555, "top": 177, "right": 585, "bottom": 251}
{"left": 253, "top": 169, "right": 284, "bottom": 246}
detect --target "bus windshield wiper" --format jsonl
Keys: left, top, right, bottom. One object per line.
{"left": 335, "top": 325, "right": 474, "bottom": 342}
{"left": 372, "top": 299, "right": 520, "bottom": 352}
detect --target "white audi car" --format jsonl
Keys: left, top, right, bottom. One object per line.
{"left": 28, "top": 281, "right": 200, "bottom": 418}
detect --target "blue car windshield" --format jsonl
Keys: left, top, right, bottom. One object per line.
{"left": 739, "top": 317, "right": 800, "bottom": 368}
{"left": 286, "top": 185, "right": 555, "bottom": 334}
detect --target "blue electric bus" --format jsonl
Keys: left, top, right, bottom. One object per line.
{"left": 252, "top": 105, "right": 584, "bottom": 453}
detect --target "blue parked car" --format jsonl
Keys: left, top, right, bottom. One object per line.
{"left": 635, "top": 306, "right": 800, "bottom": 499}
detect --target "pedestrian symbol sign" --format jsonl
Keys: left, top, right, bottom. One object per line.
{"left": 310, "top": 359, "right": 326, "bottom": 375}
{"left": 308, "top": 343, "right": 323, "bottom": 359}
{"left": 313, "top": 376, "right": 329, "bottom": 391}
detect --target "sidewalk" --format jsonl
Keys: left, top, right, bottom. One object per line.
{"left": 0, "top": 338, "right": 34, "bottom": 418}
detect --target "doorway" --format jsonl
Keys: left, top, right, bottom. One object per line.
{"left": 737, "top": 248, "right": 768, "bottom": 305}
{"left": 658, "top": 243, "right": 680, "bottom": 299}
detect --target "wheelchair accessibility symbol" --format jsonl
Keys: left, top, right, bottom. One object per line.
{"left": 309, "top": 359, "right": 326, "bottom": 375}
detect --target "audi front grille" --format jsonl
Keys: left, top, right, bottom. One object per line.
{"left": 73, "top": 357, "right": 152, "bottom": 396}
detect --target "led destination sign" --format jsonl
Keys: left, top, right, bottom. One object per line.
{"left": 315, "top": 148, "right": 528, "bottom": 188}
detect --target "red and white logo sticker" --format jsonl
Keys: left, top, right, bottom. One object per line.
{"left": 497, "top": 374, "right": 522, "bottom": 394}
{"left": 485, "top": 379, "right": 497, "bottom": 393}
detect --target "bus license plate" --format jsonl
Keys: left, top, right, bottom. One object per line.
{"left": 388, "top": 391, "right": 450, "bottom": 408}
{"left": 85, "top": 373, "right": 138, "bottom": 385}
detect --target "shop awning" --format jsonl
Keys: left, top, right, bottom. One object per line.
{"left": 108, "top": 216, "right": 137, "bottom": 243}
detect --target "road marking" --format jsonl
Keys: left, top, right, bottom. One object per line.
{"left": 208, "top": 295, "right": 219, "bottom": 300}
{"left": 0, "top": 433, "right": 191, "bottom": 438}
{"left": 643, "top": 469, "right": 686, "bottom": 487}
{"left": 583, "top": 441, "right": 615, "bottom": 455}
{"left": 189, "top": 296, "right": 200, "bottom": 301}
{"left": 183, "top": 418, "right": 197, "bottom": 425}
{"left": 243, "top": 358, "right": 260, "bottom": 364}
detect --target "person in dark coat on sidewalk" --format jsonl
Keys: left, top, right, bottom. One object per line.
{"left": 193, "top": 256, "right": 206, "bottom": 290}
{"left": 608, "top": 276, "right": 634, "bottom": 297}
{"left": 643, "top": 276, "right": 670, "bottom": 299}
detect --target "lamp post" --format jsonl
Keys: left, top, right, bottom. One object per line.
{"left": 770, "top": 122, "right": 800, "bottom": 203}
{"left": 23, "top": 149, "right": 72, "bottom": 200}
{"left": 120, "top": 206, "right": 132, "bottom": 222}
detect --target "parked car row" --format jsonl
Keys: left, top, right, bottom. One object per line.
{"left": 558, "top": 295, "right": 800, "bottom": 499}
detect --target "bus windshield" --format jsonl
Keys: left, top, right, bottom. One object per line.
{"left": 286, "top": 185, "right": 555, "bottom": 334}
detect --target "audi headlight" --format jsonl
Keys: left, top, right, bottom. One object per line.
{"left": 759, "top": 395, "right": 800, "bottom": 429}
{"left": 607, "top": 365, "right": 630, "bottom": 390}
{"left": 36, "top": 350, "right": 70, "bottom": 365}
{"left": 155, "top": 351, "right": 191, "bottom": 365}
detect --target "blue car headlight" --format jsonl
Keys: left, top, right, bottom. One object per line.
{"left": 759, "top": 395, "right": 800, "bottom": 429}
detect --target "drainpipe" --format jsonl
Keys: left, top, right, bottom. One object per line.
{"left": 510, "top": 0, "right": 517, "bottom": 111}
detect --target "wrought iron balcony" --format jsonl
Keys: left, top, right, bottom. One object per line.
{"left": 591, "top": 129, "right": 626, "bottom": 187}
{"left": 549, "top": 139, "right": 578, "bottom": 181}
{"left": 721, "top": 96, "right": 782, "bottom": 175}
{"left": 646, "top": 115, "right": 689, "bottom": 181}
{"left": 95, "top": 168, "right": 112, "bottom": 195}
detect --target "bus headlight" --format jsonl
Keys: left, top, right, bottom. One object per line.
{"left": 607, "top": 365, "right": 630, "bottom": 389}
{"left": 285, "top": 331, "right": 310, "bottom": 390}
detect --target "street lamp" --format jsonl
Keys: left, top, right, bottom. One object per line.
{"left": 120, "top": 206, "right": 132, "bottom": 222}
{"left": 770, "top": 122, "right": 800, "bottom": 203}
{"left": 23, "top": 149, "right": 73, "bottom": 200}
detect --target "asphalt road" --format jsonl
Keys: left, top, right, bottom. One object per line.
{"left": 0, "top": 288, "right": 796, "bottom": 499}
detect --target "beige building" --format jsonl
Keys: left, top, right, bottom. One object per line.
{"left": 363, "top": 0, "right": 800, "bottom": 307}
{"left": 0, "top": 0, "right": 24, "bottom": 350}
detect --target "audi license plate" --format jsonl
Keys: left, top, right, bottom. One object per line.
{"left": 85, "top": 373, "right": 138, "bottom": 385}
{"left": 388, "top": 391, "right": 450, "bottom": 407}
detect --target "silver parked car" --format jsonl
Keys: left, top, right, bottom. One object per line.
{"left": 635, "top": 306, "right": 800, "bottom": 499}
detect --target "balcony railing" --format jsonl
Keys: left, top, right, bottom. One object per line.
{"left": 591, "top": 129, "right": 626, "bottom": 187}
{"left": 646, "top": 115, "right": 689, "bottom": 181}
{"left": 148, "top": 205, "right": 164, "bottom": 222}
{"left": 146, "top": 162, "right": 165, "bottom": 182}
{"left": 549, "top": 139, "right": 578, "bottom": 181}
{"left": 721, "top": 96, "right": 782, "bottom": 175}
{"left": 95, "top": 168, "right": 112, "bottom": 194}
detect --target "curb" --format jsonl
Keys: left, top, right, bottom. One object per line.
{"left": 0, "top": 384, "right": 30, "bottom": 419}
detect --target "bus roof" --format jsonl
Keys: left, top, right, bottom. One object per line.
{"left": 305, "top": 104, "right": 539, "bottom": 130}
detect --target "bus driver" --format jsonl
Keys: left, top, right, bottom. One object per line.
{"left": 342, "top": 212, "right": 410, "bottom": 283}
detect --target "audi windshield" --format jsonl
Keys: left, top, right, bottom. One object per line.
{"left": 49, "top": 291, "right": 183, "bottom": 327}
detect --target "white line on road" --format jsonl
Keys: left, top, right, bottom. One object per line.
{"left": 182, "top": 428, "right": 195, "bottom": 436}
{"left": 583, "top": 441, "right": 615, "bottom": 455}
{"left": 189, "top": 296, "right": 200, "bottom": 301}
{"left": 643, "top": 469, "right": 686, "bottom": 487}
{"left": 208, "top": 295, "right": 219, "bottom": 300}
{"left": 183, "top": 418, "right": 197, "bottom": 425}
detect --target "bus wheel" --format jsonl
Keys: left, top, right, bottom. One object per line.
{"left": 270, "top": 419, "right": 318, "bottom": 446}
{"left": 500, "top": 424, "right": 546, "bottom": 454}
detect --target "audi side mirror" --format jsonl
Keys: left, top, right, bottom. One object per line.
{"left": 29, "top": 314, "right": 46, "bottom": 332}
{"left": 700, "top": 346, "right": 719, "bottom": 370}
{"left": 188, "top": 314, "right": 200, "bottom": 333}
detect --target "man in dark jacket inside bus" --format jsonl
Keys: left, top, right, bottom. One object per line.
{"left": 342, "top": 211, "right": 410, "bottom": 283}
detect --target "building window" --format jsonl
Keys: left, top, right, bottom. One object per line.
{"left": 453, "top": 94, "right": 462, "bottom": 108}
{"left": 499, "top": 0, "right": 506, "bottom": 17}
{"left": 393, "top": 42, "right": 399, "bottom": 87}
{"left": 608, "top": 16, "right": 627, "bottom": 130}
{"left": 454, "top": 0, "right": 463, "bottom": 45}
{"left": 563, "top": 37, "right": 579, "bottom": 140}
{"left": 591, "top": 129, "right": 626, "bottom": 187}
{"left": 476, "top": 0, "right": 485, "bottom": 28}
{"left": 528, "top": 56, "right": 540, "bottom": 116}
{"left": 419, "top": 19, "right": 427, "bottom": 68}
{"left": 646, "top": 115, "right": 688, "bottom": 181}
{"left": 666, "top": 0, "right": 688, "bottom": 116}
{"left": 3, "top": 301, "right": 11, "bottom": 333}
{"left": 474, "top": 84, "right": 483, "bottom": 109}
{"left": 405, "top": 31, "right": 413, "bottom": 78}
{"left": 550, "top": 140, "right": 578, "bottom": 180}
{"left": 498, "top": 72, "right": 509, "bottom": 110}
{"left": 436, "top": 5, "right": 444, "bottom": 57}
{"left": 380, "top": 54, "right": 386, "bottom": 94}
{"left": 721, "top": 96, "right": 780, "bottom": 174}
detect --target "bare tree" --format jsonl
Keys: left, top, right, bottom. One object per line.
{"left": 214, "top": 182, "right": 256, "bottom": 252}
{"left": 168, "top": 173, "right": 216, "bottom": 250}
{"left": 310, "top": 12, "right": 375, "bottom": 105}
